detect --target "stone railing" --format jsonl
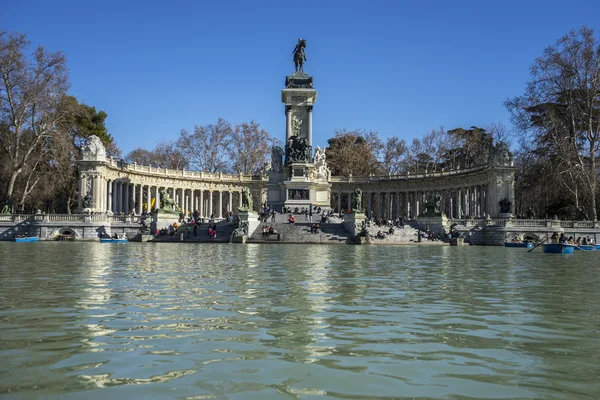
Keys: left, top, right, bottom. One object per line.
{"left": 0, "top": 213, "right": 144, "bottom": 224}
{"left": 448, "top": 218, "right": 600, "bottom": 229}
{"left": 106, "top": 158, "right": 265, "bottom": 182}
{"left": 330, "top": 164, "right": 489, "bottom": 184}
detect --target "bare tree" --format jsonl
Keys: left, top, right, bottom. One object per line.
{"left": 125, "top": 141, "right": 188, "bottom": 170}
{"left": 0, "top": 30, "right": 69, "bottom": 204}
{"left": 229, "top": 121, "right": 275, "bottom": 174}
{"left": 178, "top": 117, "right": 233, "bottom": 172}
{"left": 381, "top": 136, "right": 407, "bottom": 175}
{"left": 506, "top": 27, "right": 600, "bottom": 220}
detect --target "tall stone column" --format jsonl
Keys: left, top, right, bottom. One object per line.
{"left": 218, "top": 191, "right": 223, "bottom": 218}
{"left": 367, "top": 191, "right": 372, "bottom": 218}
{"left": 199, "top": 189, "right": 204, "bottom": 217}
{"left": 449, "top": 191, "right": 454, "bottom": 219}
{"left": 208, "top": 191, "right": 213, "bottom": 218}
{"left": 337, "top": 191, "right": 342, "bottom": 213}
{"left": 228, "top": 191, "right": 233, "bottom": 214}
{"left": 146, "top": 185, "right": 151, "bottom": 213}
{"left": 238, "top": 190, "right": 242, "bottom": 208}
{"left": 154, "top": 186, "right": 159, "bottom": 211}
{"left": 346, "top": 192, "right": 351, "bottom": 211}
{"left": 107, "top": 180, "right": 113, "bottom": 212}
{"left": 190, "top": 189, "right": 195, "bottom": 213}
{"left": 396, "top": 192, "right": 401, "bottom": 219}
{"left": 78, "top": 174, "right": 85, "bottom": 210}
{"left": 137, "top": 185, "right": 143, "bottom": 214}
{"left": 124, "top": 183, "right": 130, "bottom": 214}
{"left": 463, "top": 187, "right": 469, "bottom": 218}
{"left": 116, "top": 182, "right": 122, "bottom": 213}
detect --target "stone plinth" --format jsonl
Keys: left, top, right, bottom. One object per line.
{"left": 450, "top": 238, "right": 464, "bottom": 246}
{"left": 150, "top": 210, "right": 179, "bottom": 233}
{"left": 237, "top": 210, "right": 259, "bottom": 238}
{"left": 342, "top": 211, "right": 366, "bottom": 237}
{"left": 415, "top": 214, "right": 449, "bottom": 236}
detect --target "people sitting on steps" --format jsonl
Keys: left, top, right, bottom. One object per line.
{"left": 288, "top": 214, "right": 295, "bottom": 225}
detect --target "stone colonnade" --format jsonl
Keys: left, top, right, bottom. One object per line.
{"left": 331, "top": 186, "right": 488, "bottom": 219}
{"left": 77, "top": 159, "right": 267, "bottom": 218}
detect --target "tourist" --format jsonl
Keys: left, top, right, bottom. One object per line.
{"left": 268, "top": 225, "right": 277, "bottom": 234}
{"left": 388, "top": 226, "right": 395, "bottom": 235}
{"left": 262, "top": 225, "right": 268, "bottom": 239}
{"left": 193, "top": 224, "right": 198, "bottom": 237}
{"left": 567, "top": 236, "right": 575, "bottom": 244}
{"left": 288, "top": 214, "right": 295, "bottom": 225}
{"left": 550, "top": 232, "right": 559, "bottom": 243}
{"left": 576, "top": 237, "right": 582, "bottom": 245}
{"left": 559, "top": 233, "right": 567, "bottom": 243}
{"left": 212, "top": 224, "right": 217, "bottom": 239}
{"left": 377, "top": 230, "right": 386, "bottom": 239}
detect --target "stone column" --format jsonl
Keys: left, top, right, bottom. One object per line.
{"left": 124, "top": 183, "right": 130, "bottom": 214}
{"left": 228, "top": 190, "right": 233, "bottom": 215}
{"left": 449, "top": 191, "right": 454, "bottom": 219}
{"left": 190, "top": 189, "right": 195, "bottom": 213}
{"left": 107, "top": 180, "right": 113, "bottom": 213}
{"left": 115, "top": 182, "right": 121, "bottom": 213}
{"left": 199, "top": 189, "right": 204, "bottom": 217}
{"left": 285, "top": 105, "right": 292, "bottom": 143}
{"left": 208, "top": 190, "right": 213, "bottom": 218}
{"left": 337, "top": 191, "right": 342, "bottom": 213}
{"left": 367, "top": 191, "right": 372, "bottom": 218}
{"left": 152, "top": 185, "right": 160, "bottom": 211}
{"left": 396, "top": 192, "right": 401, "bottom": 219}
{"left": 146, "top": 185, "right": 151, "bottom": 213}
{"left": 307, "top": 105, "right": 313, "bottom": 150}
{"left": 137, "top": 185, "right": 143, "bottom": 214}
{"left": 78, "top": 174, "right": 85, "bottom": 210}
{"left": 346, "top": 192, "right": 351, "bottom": 211}
{"left": 463, "top": 187, "right": 469, "bottom": 218}
{"left": 238, "top": 190, "right": 242, "bottom": 208}
{"left": 414, "top": 191, "right": 420, "bottom": 217}
{"left": 218, "top": 191, "right": 223, "bottom": 219}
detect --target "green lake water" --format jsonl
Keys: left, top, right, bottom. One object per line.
{"left": 0, "top": 243, "right": 599, "bottom": 399}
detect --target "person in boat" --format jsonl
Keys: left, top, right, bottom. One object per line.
{"left": 558, "top": 233, "right": 567, "bottom": 243}
{"left": 576, "top": 237, "right": 582, "bottom": 245}
{"left": 567, "top": 236, "right": 574, "bottom": 244}
{"left": 550, "top": 232, "right": 559, "bottom": 243}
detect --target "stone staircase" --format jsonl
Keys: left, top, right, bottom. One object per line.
{"left": 152, "top": 220, "right": 236, "bottom": 243}
{"left": 361, "top": 222, "right": 421, "bottom": 244}
{"left": 247, "top": 211, "right": 351, "bottom": 244}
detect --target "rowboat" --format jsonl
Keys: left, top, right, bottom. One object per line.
{"left": 542, "top": 243, "right": 576, "bottom": 254}
{"left": 100, "top": 238, "right": 128, "bottom": 243}
{"left": 574, "top": 245, "right": 596, "bottom": 251}
{"left": 13, "top": 237, "right": 39, "bottom": 243}
{"left": 504, "top": 242, "right": 534, "bottom": 248}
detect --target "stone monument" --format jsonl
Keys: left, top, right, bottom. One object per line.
{"left": 266, "top": 38, "right": 331, "bottom": 210}
{"left": 150, "top": 189, "right": 180, "bottom": 233}
{"left": 236, "top": 187, "right": 259, "bottom": 240}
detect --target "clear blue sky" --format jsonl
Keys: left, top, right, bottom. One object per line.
{"left": 3, "top": 0, "right": 599, "bottom": 154}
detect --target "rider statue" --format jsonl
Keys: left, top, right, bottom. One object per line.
{"left": 292, "top": 38, "right": 307, "bottom": 72}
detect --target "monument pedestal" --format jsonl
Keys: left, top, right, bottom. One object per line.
{"left": 343, "top": 211, "right": 366, "bottom": 237}
{"left": 237, "top": 209, "right": 259, "bottom": 237}
{"left": 150, "top": 210, "right": 180, "bottom": 233}
{"left": 415, "top": 214, "right": 449, "bottom": 236}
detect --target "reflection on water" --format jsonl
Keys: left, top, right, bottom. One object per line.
{"left": 1, "top": 243, "right": 600, "bottom": 399}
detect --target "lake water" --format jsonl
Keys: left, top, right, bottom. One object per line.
{"left": 1, "top": 243, "right": 599, "bottom": 399}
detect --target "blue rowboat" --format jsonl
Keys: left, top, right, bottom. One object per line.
{"left": 504, "top": 242, "right": 534, "bottom": 248}
{"left": 13, "top": 237, "right": 39, "bottom": 243}
{"left": 574, "top": 245, "right": 595, "bottom": 251}
{"left": 100, "top": 238, "right": 128, "bottom": 243}
{"left": 542, "top": 243, "right": 576, "bottom": 254}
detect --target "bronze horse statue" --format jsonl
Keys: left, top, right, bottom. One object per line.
{"left": 292, "top": 38, "right": 307, "bottom": 72}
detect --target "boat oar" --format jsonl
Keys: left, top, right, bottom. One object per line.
{"left": 574, "top": 245, "right": 587, "bottom": 252}
{"left": 528, "top": 236, "right": 550, "bottom": 252}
